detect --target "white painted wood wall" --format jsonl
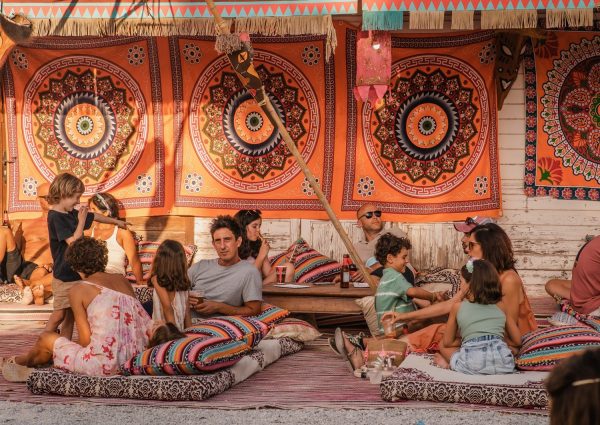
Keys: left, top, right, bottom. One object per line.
{"left": 193, "top": 68, "right": 600, "bottom": 298}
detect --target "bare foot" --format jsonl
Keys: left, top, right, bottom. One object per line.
{"left": 14, "top": 275, "right": 25, "bottom": 290}
{"left": 32, "top": 284, "right": 44, "bottom": 305}
{"left": 19, "top": 286, "right": 33, "bottom": 305}
{"left": 433, "top": 352, "right": 450, "bottom": 369}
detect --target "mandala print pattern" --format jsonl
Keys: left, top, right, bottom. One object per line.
{"left": 190, "top": 51, "right": 319, "bottom": 193}
{"left": 23, "top": 56, "right": 147, "bottom": 191}
{"left": 363, "top": 55, "right": 489, "bottom": 197}
{"left": 524, "top": 33, "right": 600, "bottom": 201}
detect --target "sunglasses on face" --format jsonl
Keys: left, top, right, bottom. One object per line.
{"left": 465, "top": 217, "right": 477, "bottom": 225}
{"left": 359, "top": 210, "right": 382, "bottom": 220}
{"left": 468, "top": 241, "right": 480, "bottom": 250}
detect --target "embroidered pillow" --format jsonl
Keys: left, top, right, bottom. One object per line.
{"left": 125, "top": 241, "right": 198, "bottom": 283}
{"left": 270, "top": 238, "right": 340, "bottom": 283}
{"left": 516, "top": 325, "right": 600, "bottom": 371}
{"left": 255, "top": 303, "right": 289, "bottom": 326}
{"left": 355, "top": 296, "right": 382, "bottom": 337}
{"left": 266, "top": 318, "right": 321, "bottom": 342}
{"left": 121, "top": 316, "right": 268, "bottom": 376}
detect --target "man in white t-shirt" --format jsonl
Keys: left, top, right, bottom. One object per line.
{"left": 189, "top": 215, "right": 262, "bottom": 318}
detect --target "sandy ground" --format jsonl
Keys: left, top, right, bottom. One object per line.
{"left": 0, "top": 401, "right": 548, "bottom": 425}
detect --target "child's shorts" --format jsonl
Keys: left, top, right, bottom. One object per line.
{"left": 450, "top": 335, "right": 515, "bottom": 375}
{"left": 51, "top": 277, "right": 75, "bottom": 310}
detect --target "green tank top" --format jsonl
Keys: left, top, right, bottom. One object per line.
{"left": 456, "top": 301, "right": 506, "bottom": 342}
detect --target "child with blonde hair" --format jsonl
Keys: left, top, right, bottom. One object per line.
{"left": 149, "top": 239, "right": 192, "bottom": 331}
{"left": 46, "top": 173, "right": 128, "bottom": 339}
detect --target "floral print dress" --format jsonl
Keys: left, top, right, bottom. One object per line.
{"left": 53, "top": 281, "right": 153, "bottom": 376}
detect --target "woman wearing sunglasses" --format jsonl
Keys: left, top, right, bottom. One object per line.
{"left": 383, "top": 223, "right": 537, "bottom": 352}
{"left": 234, "top": 209, "right": 295, "bottom": 284}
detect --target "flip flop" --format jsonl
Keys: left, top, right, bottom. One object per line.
{"left": 328, "top": 337, "right": 341, "bottom": 356}
{"left": 2, "top": 358, "right": 34, "bottom": 382}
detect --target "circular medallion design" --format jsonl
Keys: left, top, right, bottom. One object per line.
{"left": 11, "top": 49, "right": 28, "bottom": 70}
{"left": 363, "top": 55, "right": 488, "bottom": 197}
{"left": 357, "top": 176, "right": 375, "bottom": 197}
{"left": 22, "top": 176, "right": 38, "bottom": 197}
{"left": 190, "top": 51, "right": 318, "bottom": 193}
{"left": 136, "top": 174, "right": 153, "bottom": 194}
{"left": 23, "top": 56, "right": 147, "bottom": 193}
{"left": 543, "top": 39, "right": 600, "bottom": 181}
{"left": 185, "top": 173, "right": 203, "bottom": 193}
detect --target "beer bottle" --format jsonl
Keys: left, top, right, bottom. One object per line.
{"left": 2, "top": 210, "right": 9, "bottom": 228}
{"left": 340, "top": 254, "right": 350, "bottom": 288}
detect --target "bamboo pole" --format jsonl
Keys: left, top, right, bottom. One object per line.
{"left": 205, "top": 1, "right": 377, "bottom": 292}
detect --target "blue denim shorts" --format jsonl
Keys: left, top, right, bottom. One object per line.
{"left": 450, "top": 335, "right": 515, "bottom": 375}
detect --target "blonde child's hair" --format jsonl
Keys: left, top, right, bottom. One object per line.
{"left": 47, "top": 173, "right": 85, "bottom": 205}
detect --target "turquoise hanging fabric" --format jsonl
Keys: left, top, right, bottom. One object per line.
{"left": 362, "top": 11, "right": 403, "bottom": 30}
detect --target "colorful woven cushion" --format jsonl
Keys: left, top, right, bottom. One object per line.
{"left": 125, "top": 241, "right": 197, "bottom": 282}
{"left": 516, "top": 325, "right": 600, "bottom": 371}
{"left": 269, "top": 238, "right": 340, "bottom": 283}
{"left": 121, "top": 316, "right": 269, "bottom": 376}
{"left": 255, "top": 303, "right": 289, "bottom": 325}
{"left": 266, "top": 318, "right": 321, "bottom": 342}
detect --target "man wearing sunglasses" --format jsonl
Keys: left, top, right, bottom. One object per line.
{"left": 0, "top": 182, "right": 53, "bottom": 302}
{"left": 353, "top": 203, "right": 414, "bottom": 283}
{"left": 453, "top": 216, "right": 494, "bottom": 255}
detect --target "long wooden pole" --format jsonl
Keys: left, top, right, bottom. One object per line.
{"left": 205, "top": 1, "right": 376, "bottom": 291}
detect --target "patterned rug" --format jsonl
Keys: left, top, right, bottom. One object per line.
{"left": 170, "top": 34, "right": 335, "bottom": 219}
{"left": 3, "top": 37, "right": 168, "bottom": 218}
{"left": 0, "top": 327, "right": 547, "bottom": 414}
{"left": 337, "top": 29, "right": 501, "bottom": 222}
{"left": 523, "top": 32, "right": 600, "bottom": 201}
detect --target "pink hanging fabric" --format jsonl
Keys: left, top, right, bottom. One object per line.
{"left": 354, "top": 31, "right": 391, "bottom": 104}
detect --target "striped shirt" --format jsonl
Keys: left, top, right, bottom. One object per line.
{"left": 375, "top": 267, "right": 416, "bottom": 332}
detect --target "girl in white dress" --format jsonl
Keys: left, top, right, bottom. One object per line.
{"left": 149, "top": 239, "right": 192, "bottom": 331}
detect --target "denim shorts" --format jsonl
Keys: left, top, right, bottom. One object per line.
{"left": 450, "top": 335, "right": 515, "bottom": 375}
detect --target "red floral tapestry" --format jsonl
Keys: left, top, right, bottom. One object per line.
{"left": 524, "top": 32, "right": 600, "bottom": 201}
{"left": 170, "top": 35, "right": 335, "bottom": 219}
{"left": 335, "top": 29, "right": 501, "bottom": 221}
{"left": 3, "top": 37, "right": 170, "bottom": 217}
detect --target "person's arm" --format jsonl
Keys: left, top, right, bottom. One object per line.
{"left": 119, "top": 229, "right": 144, "bottom": 283}
{"left": 184, "top": 296, "right": 192, "bottom": 329}
{"left": 382, "top": 288, "right": 464, "bottom": 324}
{"left": 69, "top": 284, "right": 92, "bottom": 346}
{"left": 406, "top": 287, "right": 437, "bottom": 303}
{"left": 500, "top": 272, "right": 522, "bottom": 326}
{"left": 152, "top": 278, "right": 176, "bottom": 325}
{"left": 194, "top": 300, "right": 262, "bottom": 316}
{"left": 65, "top": 208, "right": 90, "bottom": 245}
{"left": 93, "top": 213, "right": 129, "bottom": 229}
{"left": 442, "top": 302, "right": 462, "bottom": 348}
{"left": 254, "top": 239, "right": 270, "bottom": 274}
{"left": 498, "top": 301, "right": 521, "bottom": 347}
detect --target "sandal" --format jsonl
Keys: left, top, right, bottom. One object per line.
{"left": 328, "top": 337, "right": 341, "bottom": 356}
{"left": 334, "top": 328, "right": 363, "bottom": 372}
{"left": 2, "top": 357, "right": 34, "bottom": 382}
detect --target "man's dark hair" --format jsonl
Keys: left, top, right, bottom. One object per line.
{"left": 210, "top": 215, "right": 242, "bottom": 240}
{"left": 375, "top": 233, "right": 412, "bottom": 267}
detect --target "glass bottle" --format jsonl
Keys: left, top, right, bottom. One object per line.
{"left": 340, "top": 254, "right": 350, "bottom": 288}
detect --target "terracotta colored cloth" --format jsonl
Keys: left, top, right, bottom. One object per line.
{"left": 354, "top": 31, "right": 391, "bottom": 104}
{"left": 570, "top": 236, "right": 600, "bottom": 315}
{"left": 336, "top": 29, "right": 501, "bottom": 222}
{"left": 170, "top": 34, "right": 335, "bottom": 219}
{"left": 524, "top": 32, "right": 600, "bottom": 201}
{"left": 3, "top": 37, "right": 170, "bottom": 218}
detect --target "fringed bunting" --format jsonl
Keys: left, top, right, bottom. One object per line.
{"left": 409, "top": 12, "right": 445, "bottom": 30}
{"left": 362, "top": 11, "right": 404, "bottom": 31}
{"left": 353, "top": 31, "right": 391, "bottom": 104}
{"left": 481, "top": 11, "right": 537, "bottom": 29}
{"left": 451, "top": 11, "right": 474, "bottom": 30}
{"left": 546, "top": 9, "right": 593, "bottom": 29}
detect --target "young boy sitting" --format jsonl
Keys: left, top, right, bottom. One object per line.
{"left": 374, "top": 233, "right": 441, "bottom": 334}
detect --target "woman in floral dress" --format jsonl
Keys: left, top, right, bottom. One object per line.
{"left": 2, "top": 236, "right": 153, "bottom": 381}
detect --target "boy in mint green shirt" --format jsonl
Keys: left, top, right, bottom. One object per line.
{"left": 374, "top": 233, "right": 439, "bottom": 333}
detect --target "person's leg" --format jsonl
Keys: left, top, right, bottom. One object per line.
{"left": 15, "top": 331, "right": 60, "bottom": 367}
{"left": 44, "top": 309, "right": 65, "bottom": 333}
{"left": 0, "top": 228, "right": 18, "bottom": 282}
{"left": 434, "top": 345, "right": 459, "bottom": 369}
{"left": 545, "top": 279, "right": 571, "bottom": 300}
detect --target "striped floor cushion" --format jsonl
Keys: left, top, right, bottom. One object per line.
{"left": 121, "top": 316, "right": 270, "bottom": 376}
{"left": 381, "top": 353, "right": 549, "bottom": 408}
{"left": 28, "top": 338, "right": 303, "bottom": 401}
{"left": 516, "top": 325, "right": 600, "bottom": 371}
{"left": 270, "top": 238, "right": 340, "bottom": 283}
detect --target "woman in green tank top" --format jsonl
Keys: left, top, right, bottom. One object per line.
{"left": 434, "top": 259, "right": 521, "bottom": 375}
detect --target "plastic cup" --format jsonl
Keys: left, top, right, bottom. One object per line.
{"left": 382, "top": 318, "right": 397, "bottom": 339}
{"left": 189, "top": 290, "right": 204, "bottom": 305}
{"left": 275, "top": 266, "right": 287, "bottom": 283}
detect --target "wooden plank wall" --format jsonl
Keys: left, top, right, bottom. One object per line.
{"left": 192, "top": 68, "right": 600, "bottom": 297}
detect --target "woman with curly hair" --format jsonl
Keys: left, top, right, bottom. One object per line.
{"left": 1, "top": 237, "right": 153, "bottom": 382}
